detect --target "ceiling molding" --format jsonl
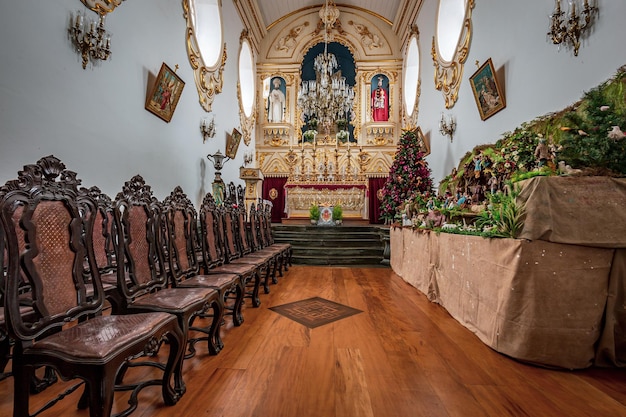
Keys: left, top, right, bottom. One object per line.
{"left": 233, "top": 0, "right": 267, "bottom": 53}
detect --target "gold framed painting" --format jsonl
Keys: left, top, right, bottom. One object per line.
{"left": 146, "top": 63, "right": 185, "bottom": 123}
{"left": 469, "top": 58, "right": 506, "bottom": 121}
{"left": 412, "top": 126, "right": 431, "bottom": 156}
{"left": 225, "top": 128, "right": 242, "bottom": 159}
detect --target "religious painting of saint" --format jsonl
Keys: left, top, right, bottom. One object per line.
{"left": 469, "top": 58, "right": 506, "bottom": 121}
{"left": 267, "top": 76, "right": 286, "bottom": 123}
{"left": 145, "top": 62, "right": 185, "bottom": 123}
{"left": 370, "top": 74, "right": 389, "bottom": 122}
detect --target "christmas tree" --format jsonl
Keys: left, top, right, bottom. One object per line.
{"left": 379, "top": 129, "right": 434, "bottom": 223}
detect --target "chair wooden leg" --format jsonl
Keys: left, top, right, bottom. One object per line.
{"left": 12, "top": 363, "right": 33, "bottom": 417}
{"left": 206, "top": 298, "right": 224, "bottom": 356}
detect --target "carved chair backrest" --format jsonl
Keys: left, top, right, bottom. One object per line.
{"left": 221, "top": 203, "right": 242, "bottom": 261}
{"left": 0, "top": 156, "right": 104, "bottom": 343}
{"left": 162, "top": 186, "right": 200, "bottom": 285}
{"left": 82, "top": 186, "right": 115, "bottom": 273}
{"left": 112, "top": 175, "right": 168, "bottom": 306}
{"left": 236, "top": 205, "right": 252, "bottom": 255}
{"left": 247, "top": 202, "right": 262, "bottom": 251}
{"left": 257, "top": 203, "right": 270, "bottom": 248}
{"left": 199, "top": 192, "right": 226, "bottom": 270}
{"left": 263, "top": 203, "right": 276, "bottom": 245}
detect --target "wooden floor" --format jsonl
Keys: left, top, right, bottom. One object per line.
{"left": 1, "top": 265, "right": 625, "bottom": 417}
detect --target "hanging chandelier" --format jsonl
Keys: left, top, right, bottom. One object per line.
{"left": 297, "top": 0, "right": 355, "bottom": 134}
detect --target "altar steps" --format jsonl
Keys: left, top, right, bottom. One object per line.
{"left": 271, "top": 225, "right": 389, "bottom": 266}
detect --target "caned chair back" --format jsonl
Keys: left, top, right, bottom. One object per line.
{"left": 162, "top": 186, "right": 200, "bottom": 284}
{"left": 221, "top": 203, "right": 241, "bottom": 261}
{"left": 247, "top": 202, "right": 262, "bottom": 251}
{"left": 0, "top": 156, "right": 103, "bottom": 341}
{"left": 82, "top": 186, "right": 115, "bottom": 272}
{"left": 199, "top": 192, "right": 225, "bottom": 269}
{"left": 112, "top": 175, "right": 168, "bottom": 305}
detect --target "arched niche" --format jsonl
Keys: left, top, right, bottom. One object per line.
{"left": 183, "top": 0, "right": 227, "bottom": 112}
{"left": 431, "top": 0, "right": 474, "bottom": 109}
{"left": 299, "top": 41, "right": 357, "bottom": 142}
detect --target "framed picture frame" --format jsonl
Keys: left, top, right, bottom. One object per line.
{"left": 145, "top": 62, "right": 185, "bottom": 123}
{"left": 225, "top": 128, "right": 242, "bottom": 159}
{"left": 412, "top": 126, "right": 431, "bottom": 156}
{"left": 469, "top": 58, "right": 506, "bottom": 121}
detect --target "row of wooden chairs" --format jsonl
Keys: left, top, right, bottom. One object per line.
{"left": 0, "top": 155, "right": 292, "bottom": 417}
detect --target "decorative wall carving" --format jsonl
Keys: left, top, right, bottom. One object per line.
{"left": 183, "top": 0, "right": 227, "bottom": 112}
{"left": 80, "top": 0, "right": 125, "bottom": 14}
{"left": 348, "top": 21, "right": 384, "bottom": 50}
{"left": 431, "top": 0, "right": 475, "bottom": 109}
{"left": 275, "top": 22, "right": 309, "bottom": 53}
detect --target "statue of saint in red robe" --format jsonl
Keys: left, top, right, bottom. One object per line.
{"left": 371, "top": 77, "right": 389, "bottom": 121}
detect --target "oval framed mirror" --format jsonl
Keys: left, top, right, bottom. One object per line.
{"left": 183, "top": 0, "right": 227, "bottom": 112}
{"left": 238, "top": 32, "right": 256, "bottom": 146}
{"left": 403, "top": 26, "right": 421, "bottom": 129}
{"left": 431, "top": 0, "right": 474, "bottom": 108}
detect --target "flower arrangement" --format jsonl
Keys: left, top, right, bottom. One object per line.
{"left": 336, "top": 130, "right": 349, "bottom": 142}
{"left": 307, "top": 118, "right": 318, "bottom": 131}
{"left": 336, "top": 118, "right": 348, "bottom": 131}
{"left": 303, "top": 129, "right": 317, "bottom": 142}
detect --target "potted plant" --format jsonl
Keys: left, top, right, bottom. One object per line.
{"left": 332, "top": 205, "right": 343, "bottom": 225}
{"left": 309, "top": 204, "right": 320, "bottom": 225}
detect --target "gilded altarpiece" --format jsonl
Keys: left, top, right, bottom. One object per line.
{"left": 255, "top": 5, "right": 403, "bottom": 219}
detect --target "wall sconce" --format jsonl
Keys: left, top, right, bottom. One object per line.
{"left": 548, "top": 0, "right": 598, "bottom": 56}
{"left": 68, "top": 11, "right": 112, "bottom": 69}
{"left": 243, "top": 151, "right": 254, "bottom": 167}
{"left": 439, "top": 113, "right": 456, "bottom": 142}
{"left": 201, "top": 117, "right": 216, "bottom": 143}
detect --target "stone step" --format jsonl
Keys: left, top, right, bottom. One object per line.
{"left": 271, "top": 225, "right": 389, "bottom": 266}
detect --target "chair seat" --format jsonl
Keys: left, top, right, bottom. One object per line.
{"left": 28, "top": 312, "right": 176, "bottom": 360}
{"left": 179, "top": 274, "right": 239, "bottom": 290}
{"left": 131, "top": 288, "right": 217, "bottom": 312}
{"left": 209, "top": 263, "right": 257, "bottom": 275}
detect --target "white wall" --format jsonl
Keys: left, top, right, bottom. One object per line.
{"left": 0, "top": 0, "right": 245, "bottom": 206}
{"left": 416, "top": 0, "right": 626, "bottom": 186}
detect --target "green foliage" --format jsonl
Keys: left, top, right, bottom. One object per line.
{"left": 309, "top": 204, "right": 320, "bottom": 220}
{"left": 332, "top": 205, "right": 343, "bottom": 221}
{"left": 557, "top": 72, "right": 626, "bottom": 174}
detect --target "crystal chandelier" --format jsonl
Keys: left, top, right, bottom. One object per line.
{"left": 297, "top": 0, "right": 355, "bottom": 134}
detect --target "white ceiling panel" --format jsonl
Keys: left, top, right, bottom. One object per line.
{"left": 257, "top": 0, "right": 402, "bottom": 29}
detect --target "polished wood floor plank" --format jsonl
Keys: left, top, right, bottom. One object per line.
{"left": 1, "top": 265, "right": 625, "bottom": 417}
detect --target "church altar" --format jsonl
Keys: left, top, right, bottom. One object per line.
{"left": 284, "top": 181, "right": 368, "bottom": 219}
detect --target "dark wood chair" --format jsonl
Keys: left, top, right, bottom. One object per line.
{"left": 223, "top": 198, "right": 276, "bottom": 296}
{"left": 110, "top": 175, "right": 224, "bottom": 364}
{"left": 198, "top": 193, "right": 264, "bottom": 308}
{"left": 260, "top": 200, "right": 293, "bottom": 273}
{"left": 161, "top": 186, "right": 244, "bottom": 351}
{"left": 0, "top": 156, "right": 185, "bottom": 417}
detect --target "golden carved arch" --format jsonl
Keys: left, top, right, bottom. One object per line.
{"left": 80, "top": 0, "right": 125, "bottom": 15}
{"left": 182, "top": 0, "right": 227, "bottom": 113}
{"left": 238, "top": 31, "right": 256, "bottom": 146}
{"left": 402, "top": 25, "right": 421, "bottom": 130}
{"left": 431, "top": 0, "right": 474, "bottom": 109}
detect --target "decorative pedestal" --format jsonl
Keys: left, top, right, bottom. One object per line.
{"left": 240, "top": 167, "right": 264, "bottom": 211}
